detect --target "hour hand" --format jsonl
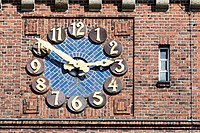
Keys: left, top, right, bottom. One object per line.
{"left": 87, "top": 59, "right": 114, "bottom": 67}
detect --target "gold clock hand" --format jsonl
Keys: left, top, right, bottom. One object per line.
{"left": 69, "top": 59, "right": 114, "bottom": 73}
{"left": 86, "top": 59, "right": 114, "bottom": 67}
{"left": 73, "top": 60, "right": 90, "bottom": 73}
{"left": 36, "top": 38, "right": 78, "bottom": 63}
{"left": 36, "top": 38, "right": 77, "bottom": 71}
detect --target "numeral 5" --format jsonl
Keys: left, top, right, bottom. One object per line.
{"left": 88, "top": 91, "right": 106, "bottom": 108}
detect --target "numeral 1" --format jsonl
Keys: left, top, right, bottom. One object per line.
{"left": 95, "top": 27, "right": 101, "bottom": 42}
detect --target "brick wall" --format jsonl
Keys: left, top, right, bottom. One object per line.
{"left": 0, "top": 0, "right": 200, "bottom": 132}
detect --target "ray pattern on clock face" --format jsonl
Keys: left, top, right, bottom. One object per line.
{"left": 43, "top": 37, "right": 111, "bottom": 97}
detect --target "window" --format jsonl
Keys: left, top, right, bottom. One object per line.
{"left": 159, "top": 47, "right": 170, "bottom": 82}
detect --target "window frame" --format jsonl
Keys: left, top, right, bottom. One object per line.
{"left": 159, "top": 47, "right": 170, "bottom": 82}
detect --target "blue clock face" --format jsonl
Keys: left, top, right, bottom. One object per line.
{"left": 43, "top": 37, "right": 111, "bottom": 97}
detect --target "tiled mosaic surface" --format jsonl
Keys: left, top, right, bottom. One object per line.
{"left": 44, "top": 37, "right": 111, "bottom": 97}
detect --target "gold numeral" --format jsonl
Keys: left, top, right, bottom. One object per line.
{"left": 109, "top": 40, "right": 118, "bottom": 55}
{"left": 37, "top": 41, "right": 48, "bottom": 55}
{"left": 76, "top": 22, "right": 85, "bottom": 36}
{"left": 71, "top": 22, "right": 85, "bottom": 37}
{"left": 51, "top": 27, "right": 62, "bottom": 42}
{"left": 36, "top": 78, "right": 46, "bottom": 91}
{"left": 30, "top": 59, "right": 41, "bottom": 73}
{"left": 95, "top": 28, "right": 101, "bottom": 42}
{"left": 51, "top": 91, "right": 60, "bottom": 106}
{"left": 114, "top": 59, "right": 125, "bottom": 73}
{"left": 92, "top": 92, "right": 103, "bottom": 106}
{"left": 108, "top": 78, "right": 118, "bottom": 92}
{"left": 71, "top": 96, "right": 83, "bottom": 111}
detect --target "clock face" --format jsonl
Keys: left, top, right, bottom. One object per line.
{"left": 43, "top": 37, "right": 111, "bottom": 97}
{"left": 26, "top": 22, "right": 128, "bottom": 113}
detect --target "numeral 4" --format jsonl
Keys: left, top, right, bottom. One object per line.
{"left": 108, "top": 78, "right": 118, "bottom": 92}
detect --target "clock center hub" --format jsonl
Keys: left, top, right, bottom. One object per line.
{"left": 68, "top": 57, "right": 87, "bottom": 77}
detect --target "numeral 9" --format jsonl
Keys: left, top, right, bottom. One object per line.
{"left": 26, "top": 58, "right": 45, "bottom": 76}
{"left": 30, "top": 59, "right": 41, "bottom": 73}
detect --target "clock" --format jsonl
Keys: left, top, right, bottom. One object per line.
{"left": 26, "top": 21, "right": 128, "bottom": 113}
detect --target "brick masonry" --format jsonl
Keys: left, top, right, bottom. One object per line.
{"left": 0, "top": 0, "right": 200, "bottom": 132}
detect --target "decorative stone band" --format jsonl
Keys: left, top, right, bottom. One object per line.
{"left": 122, "top": 0, "right": 135, "bottom": 12}
{"left": 21, "top": 0, "right": 35, "bottom": 12}
{"left": 14, "top": 0, "right": 200, "bottom": 12}
{"left": 155, "top": 0, "right": 169, "bottom": 11}
{"left": 190, "top": 0, "right": 200, "bottom": 11}
{"left": 89, "top": 0, "right": 102, "bottom": 12}
{"left": 55, "top": 0, "right": 68, "bottom": 11}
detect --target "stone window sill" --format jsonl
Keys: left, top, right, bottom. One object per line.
{"left": 156, "top": 81, "right": 171, "bottom": 88}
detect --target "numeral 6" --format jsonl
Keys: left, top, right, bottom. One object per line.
{"left": 67, "top": 95, "right": 87, "bottom": 113}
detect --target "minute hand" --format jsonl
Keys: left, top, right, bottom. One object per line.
{"left": 36, "top": 38, "right": 76, "bottom": 65}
